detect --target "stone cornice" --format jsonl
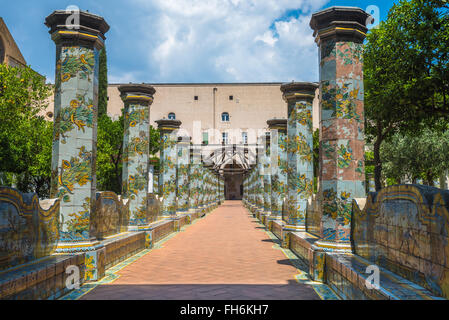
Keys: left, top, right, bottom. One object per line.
{"left": 280, "top": 82, "right": 318, "bottom": 102}
{"left": 119, "top": 84, "right": 156, "bottom": 106}
{"left": 156, "top": 119, "right": 182, "bottom": 133}
{"left": 45, "top": 10, "right": 109, "bottom": 49}
{"left": 310, "top": 6, "right": 370, "bottom": 44}
{"left": 267, "top": 119, "right": 287, "bottom": 131}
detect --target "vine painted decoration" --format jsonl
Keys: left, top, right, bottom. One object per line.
{"left": 59, "top": 46, "right": 95, "bottom": 83}
{"left": 66, "top": 197, "right": 91, "bottom": 235}
{"left": 57, "top": 146, "right": 92, "bottom": 203}
{"left": 287, "top": 134, "right": 313, "bottom": 164}
{"left": 289, "top": 174, "right": 314, "bottom": 201}
{"left": 122, "top": 100, "right": 150, "bottom": 226}
{"left": 56, "top": 93, "right": 94, "bottom": 144}
{"left": 321, "top": 81, "right": 361, "bottom": 122}
{"left": 159, "top": 130, "right": 178, "bottom": 216}
{"left": 322, "top": 188, "right": 353, "bottom": 230}
{"left": 337, "top": 142, "right": 353, "bottom": 169}
{"left": 123, "top": 133, "right": 149, "bottom": 164}
{"left": 51, "top": 41, "right": 100, "bottom": 242}
{"left": 84, "top": 254, "right": 95, "bottom": 280}
{"left": 123, "top": 164, "right": 147, "bottom": 200}
{"left": 124, "top": 108, "right": 148, "bottom": 133}
{"left": 337, "top": 42, "right": 363, "bottom": 66}
{"left": 296, "top": 109, "right": 313, "bottom": 133}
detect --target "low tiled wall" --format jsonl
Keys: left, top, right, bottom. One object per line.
{"left": 272, "top": 221, "right": 283, "bottom": 240}
{"left": 93, "top": 192, "right": 129, "bottom": 239}
{"left": 325, "top": 253, "right": 384, "bottom": 300}
{"left": 152, "top": 220, "right": 175, "bottom": 243}
{"left": 305, "top": 195, "right": 321, "bottom": 237}
{"left": 104, "top": 232, "right": 146, "bottom": 270}
{"left": 0, "top": 254, "right": 85, "bottom": 300}
{"left": 352, "top": 184, "right": 449, "bottom": 299}
{"left": 289, "top": 232, "right": 313, "bottom": 269}
{"left": 178, "top": 215, "right": 189, "bottom": 230}
{"left": 147, "top": 194, "right": 161, "bottom": 224}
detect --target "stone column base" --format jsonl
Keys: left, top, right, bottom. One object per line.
{"left": 288, "top": 231, "right": 352, "bottom": 283}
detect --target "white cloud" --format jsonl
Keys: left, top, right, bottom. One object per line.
{"left": 127, "top": 0, "right": 329, "bottom": 83}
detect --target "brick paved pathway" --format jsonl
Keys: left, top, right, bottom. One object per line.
{"left": 81, "top": 201, "right": 321, "bottom": 300}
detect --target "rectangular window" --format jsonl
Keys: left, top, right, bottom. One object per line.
{"left": 202, "top": 132, "right": 208, "bottom": 145}
{"left": 242, "top": 132, "right": 248, "bottom": 144}
{"left": 222, "top": 132, "right": 228, "bottom": 145}
{"left": 229, "top": 95, "right": 234, "bottom": 101}
{"left": 194, "top": 96, "right": 199, "bottom": 101}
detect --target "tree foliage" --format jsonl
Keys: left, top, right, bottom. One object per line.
{"left": 98, "top": 47, "right": 108, "bottom": 118}
{"left": 381, "top": 127, "right": 449, "bottom": 186}
{"left": 96, "top": 112, "right": 161, "bottom": 195}
{"left": 0, "top": 64, "right": 52, "bottom": 197}
{"left": 364, "top": 0, "right": 449, "bottom": 190}
{"left": 97, "top": 114, "right": 124, "bottom": 194}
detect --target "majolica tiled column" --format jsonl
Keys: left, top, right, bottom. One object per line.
{"left": 263, "top": 132, "right": 272, "bottom": 221}
{"left": 200, "top": 164, "right": 208, "bottom": 212}
{"left": 156, "top": 119, "right": 181, "bottom": 218}
{"left": 249, "top": 165, "right": 256, "bottom": 209}
{"left": 120, "top": 84, "right": 155, "bottom": 228}
{"left": 255, "top": 139, "right": 265, "bottom": 214}
{"left": 46, "top": 11, "right": 109, "bottom": 281}
{"left": 205, "top": 165, "right": 212, "bottom": 212}
{"left": 176, "top": 136, "right": 191, "bottom": 214}
{"left": 153, "top": 169, "right": 159, "bottom": 195}
{"left": 197, "top": 165, "right": 205, "bottom": 213}
{"left": 311, "top": 7, "right": 368, "bottom": 244}
{"left": 281, "top": 82, "right": 318, "bottom": 231}
{"left": 189, "top": 146, "right": 201, "bottom": 215}
{"left": 267, "top": 119, "right": 288, "bottom": 223}
{"left": 215, "top": 172, "right": 220, "bottom": 205}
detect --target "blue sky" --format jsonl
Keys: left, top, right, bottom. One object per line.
{"left": 1, "top": 0, "right": 397, "bottom": 84}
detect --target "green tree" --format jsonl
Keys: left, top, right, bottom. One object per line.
{"left": 0, "top": 64, "right": 52, "bottom": 197}
{"left": 381, "top": 127, "right": 449, "bottom": 186}
{"left": 364, "top": 0, "right": 449, "bottom": 190}
{"left": 98, "top": 47, "right": 108, "bottom": 118}
{"left": 96, "top": 112, "right": 161, "bottom": 194}
{"left": 149, "top": 125, "right": 160, "bottom": 155}
{"left": 97, "top": 114, "right": 124, "bottom": 194}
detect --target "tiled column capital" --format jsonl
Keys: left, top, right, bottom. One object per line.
{"left": 156, "top": 119, "right": 182, "bottom": 133}
{"left": 267, "top": 119, "right": 287, "bottom": 132}
{"left": 119, "top": 84, "right": 155, "bottom": 106}
{"left": 281, "top": 82, "right": 318, "bottom": 103}
{"left": 45, "top": 10, "right": 110, "bottom": 49}
{"left": 310, "top": 6, "right": 370, "bottom": 45}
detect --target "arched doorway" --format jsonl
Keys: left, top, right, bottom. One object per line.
{"left": 223, "top": 163, "right": 244, "bottom": 200}
{"left": 203, "top": 143, "right": 253, "bottom": 201}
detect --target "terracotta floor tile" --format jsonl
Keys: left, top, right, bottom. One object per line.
{"left": 81, "top": 201, "right": 320, "bottom": 300}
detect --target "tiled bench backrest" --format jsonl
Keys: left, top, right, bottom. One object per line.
{"left": 352, "top": 184, "right": 449, "bottom": 299}
{"left": 0, "top": 187, "right": 59, "bottom": 271}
